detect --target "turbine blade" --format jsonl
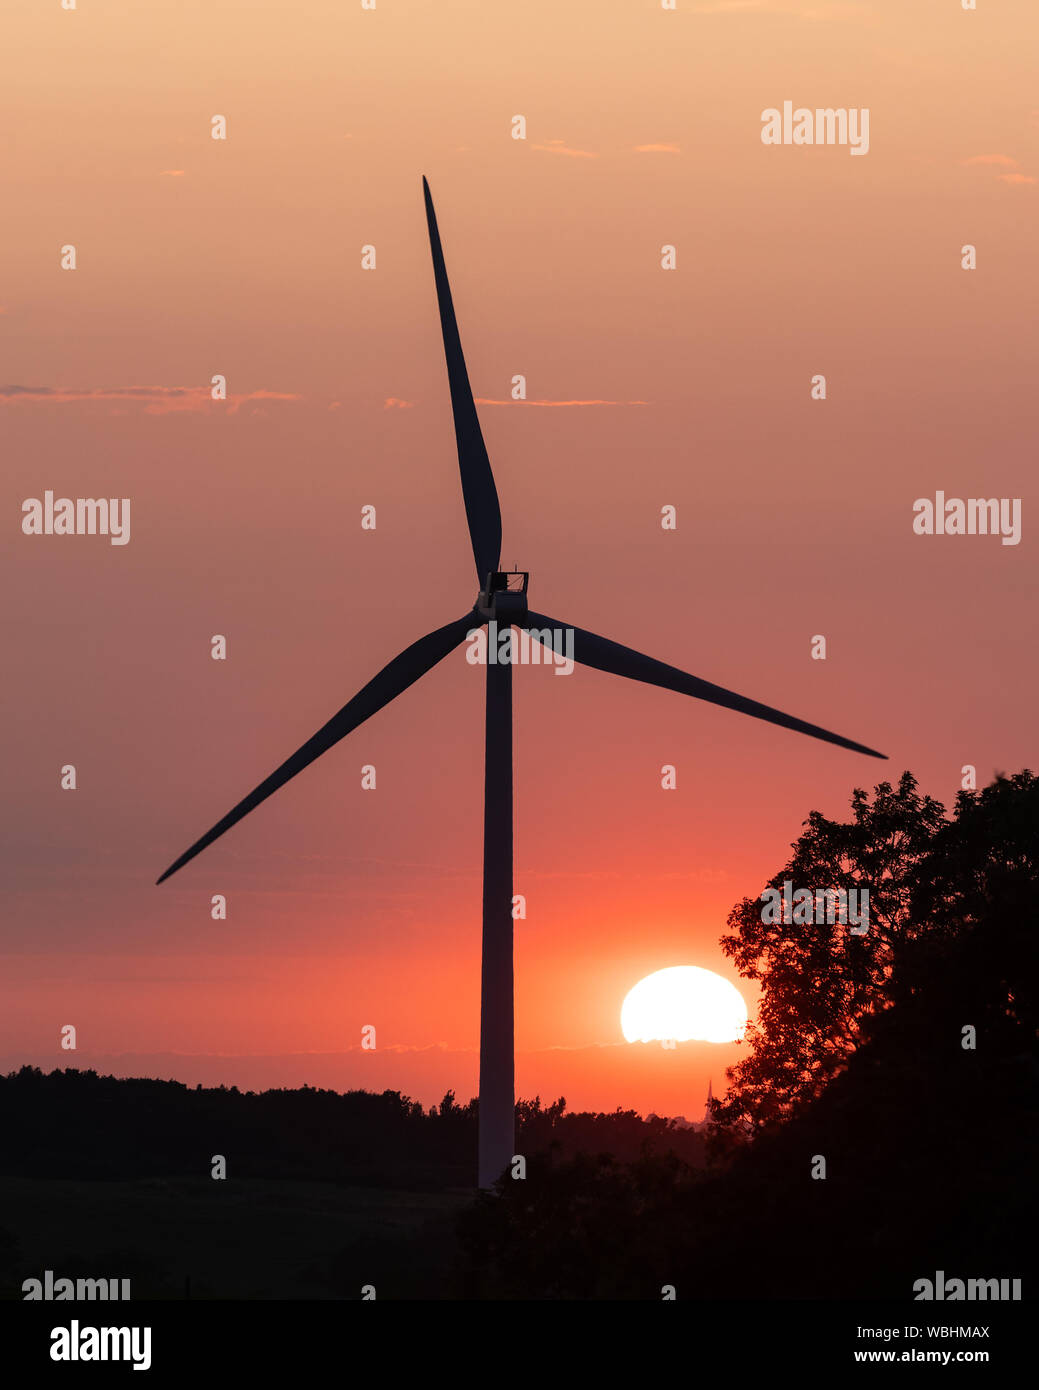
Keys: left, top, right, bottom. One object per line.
{"left": 157, "top": 612, "right": 480, "bottom": 883}
{"left": 422, "top": 176, "right": 503, "bottom": 584}
{"left": 522, "top": 610, "right": 887, "bottom": 759}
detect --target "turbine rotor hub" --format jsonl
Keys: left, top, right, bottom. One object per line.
{"left": 477, "top": 570, "right": 529, "bottom": 621}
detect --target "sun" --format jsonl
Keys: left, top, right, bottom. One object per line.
{"left": 621, "top": 966, "right": 748, "bottom": 1044}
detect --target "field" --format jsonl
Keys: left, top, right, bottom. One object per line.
{"left": 1, "top": 1177, "right": 472, "bottom": 1301}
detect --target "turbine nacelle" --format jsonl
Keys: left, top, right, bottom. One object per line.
{"left": 476, "top": 571, "right": 529, "bottom": 622}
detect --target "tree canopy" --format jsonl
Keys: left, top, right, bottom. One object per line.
{"left": 718, "top": 769, "right": 1037, "bottom": 1127}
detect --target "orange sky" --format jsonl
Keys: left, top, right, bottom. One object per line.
{"left": 2, "top": 0, "right": 1036, "bottom": 1117}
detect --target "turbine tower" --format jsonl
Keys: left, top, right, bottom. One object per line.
{"left": 158, "top": 177, "right": 886, "bottom": 1189}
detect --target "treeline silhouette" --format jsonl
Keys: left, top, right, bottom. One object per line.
{"left": 0, "top": 1071, "right": 706, "bottom": 1189}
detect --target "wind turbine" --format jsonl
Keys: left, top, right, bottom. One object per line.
{"left": 158, "top": 176, "right": 886, "bottom": 1189}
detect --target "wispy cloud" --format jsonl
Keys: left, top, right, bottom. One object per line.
{"left": 1, "top": 386, "right": 648, "bottom": 415}
{"left": 961, "top": 154, "right": 1019, "bottom": 168}
{"left": 692, "top": 0, "right": 868, "bottom": 16}
{"left": 475, "top": 397, "right": 648, "bottom": 408}
{"left": 159, "top": 169, "right": 186, "bottom": 177}
{"left": 531, "top": 138, "right": 597, "bottom": 160}
{"left": 0, "top": 385, "right": 301, "bottom": 414}
{"left": 961, "top": 154, "right": 1036, "bottom": 187}
{"left": 693, "top": 0, "right": 776, "bottom": 10}
{"left": 635, "top": 143, "right": 681, "bottom": 154}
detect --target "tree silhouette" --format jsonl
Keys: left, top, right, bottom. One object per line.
{"left": 454, "top": 772, "right": 1039, "bottom": 1298}
{"left": 717, "top": 771, "right": 946, "bottom": 1124}
{"left": 912, "top": 770, "right": 1039, "bottom": 930}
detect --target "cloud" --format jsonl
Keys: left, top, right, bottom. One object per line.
{"left": 961, "top": 154, "right": 1019, "bottom": 168}
{"left": 1, "top": 385, "right": 188, "bottom": 402}
{"left": 635, "top": 143, "right": 681, "bottom": 154}
{"left": 0, "top": 385, "right": 301, "bottom": 414}
{"left": 159, "top": 169, "right": 186, "bottom": 177}
{"left": 531, "top": 139, "right": 597, "bottom": 159}
{"left": 960, "top": 155, "right": 1036, "bottom": 186}
{"left": 693, "top": 0, "right": 775, "bottom": 10}
{"left": 474, "top": 397, "right": 648, "bottom": 407}
{"left": 692, "top": 0, "right": 867, "bottom": 15}
{"left": 1, "top": 387, "right": 648, "bottom": 415}
{"left": 164, "top": 388, "right": 301, "bottom": 416}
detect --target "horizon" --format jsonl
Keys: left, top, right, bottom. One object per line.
{"left": 1, "top": 1058, "right": 716, "bottom": 1126}
{"left": 0, "top": 1037, "right": 733, "bottom": 1116}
